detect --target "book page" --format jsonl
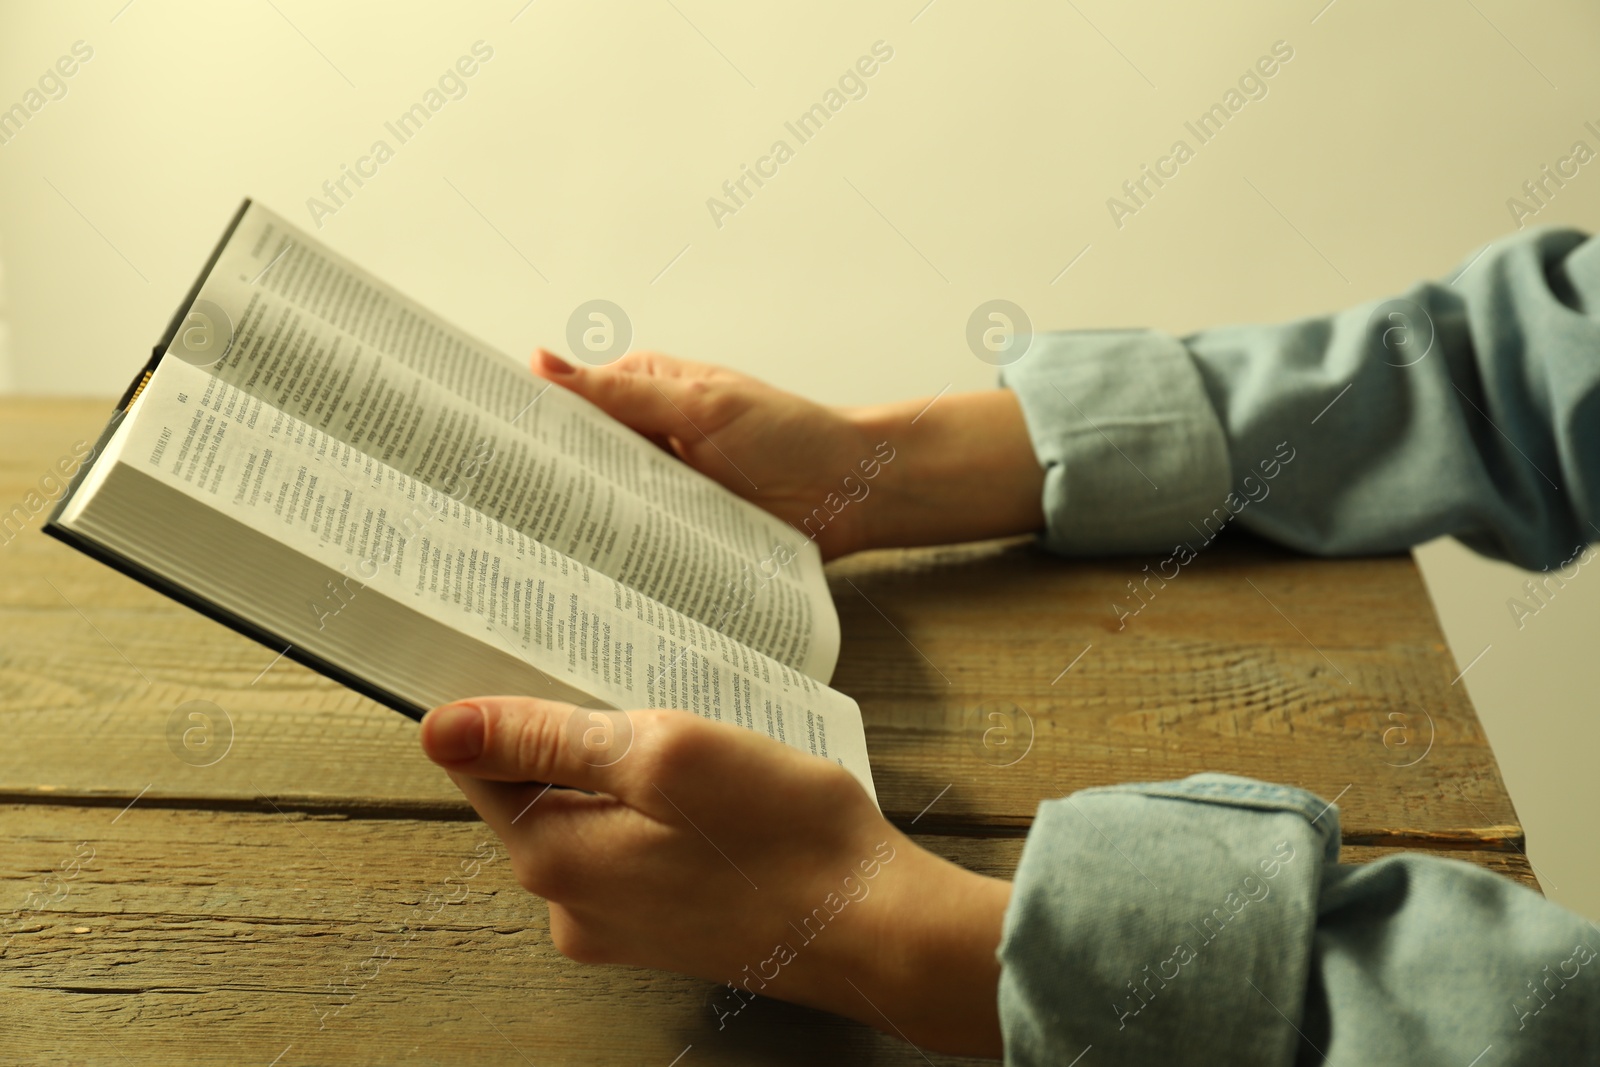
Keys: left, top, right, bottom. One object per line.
{"left": 173, "top": 202, "right": 839, "bottom": 681}
{"left": 102, "top": 356, "right": 874, "bottom": 799}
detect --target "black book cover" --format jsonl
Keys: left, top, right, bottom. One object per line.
{"left": 41, "top": 198, "right": 428, "bottom": 722}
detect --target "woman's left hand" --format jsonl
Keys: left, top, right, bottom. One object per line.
{"left": 419, "top": 696, "right": 1010, "bottom": 1057}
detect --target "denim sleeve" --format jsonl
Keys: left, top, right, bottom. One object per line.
{"left": 997, "top": 774, "right": 1600, "bottom": 1065}
{"left": 999, "top": 227, "right": 1600, "bottom": 569}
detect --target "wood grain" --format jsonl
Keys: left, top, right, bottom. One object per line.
{"left": 0, "top": 804, "right": 993, "bottom": 1067}
{"left": 0, "top": 804, "right": 1540, "bottom": 1066}
{"left": 828, "top": 537, "right": 1520, "bottom": 843}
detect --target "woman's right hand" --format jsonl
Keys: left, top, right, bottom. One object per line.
{"left": 533, "top": 348, "right": 1046, "bottom": 559}
{"left": 532, "top": 349, "right": 887, "bottom": 559}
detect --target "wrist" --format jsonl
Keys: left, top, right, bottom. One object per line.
{"left": 822, "top": 842, "right": 1011, "bottom": 1056}
{"left": 842, "top": 390, "right": 1045, "bottom": 552}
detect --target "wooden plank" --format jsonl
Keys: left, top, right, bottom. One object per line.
{"left": 1339, "top": 844, "right": 1540, "bottom": 892}
{"left": 0, "top": 400, "right": 1521, "bottom": 847}
{"left": 827, "top": 537, "right": 1520, "bottom": 844}
{"left": 0, "top": 803, "right": 988, "bottom": 1066}
{"left": 0, "top": 804, "right": 1541, "bottom": 1067}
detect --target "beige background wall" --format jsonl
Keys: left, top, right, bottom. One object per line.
{"left": 1, "top": 2, "right": 1594, "bottom": 917}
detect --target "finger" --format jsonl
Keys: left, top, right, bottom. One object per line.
{"left": 444, "top": 773, "right": 546, "bottom": 840}
{"left": 420, "top": 697, "right": 654, "bottom": 807}
{"left": 532, "top": 348, "right": 709, "bottom": 441}
{"left": 443, "top": 769, "right": 644, "bottom": 905}
{"left": 444, "top": 769, "right": 612, "bottom": 841}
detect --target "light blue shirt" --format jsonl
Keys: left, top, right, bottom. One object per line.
{"left": 997, "top": 227, "right": 1600, "bottom": 1065}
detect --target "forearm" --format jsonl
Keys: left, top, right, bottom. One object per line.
{"left": 1181, "top": 226, "right": 1600, "bottom": 568}
{"left": 993, "top": 228, "right": 1600, "bottom": 567}
{"left": 999, "top": 774, "right": 1600, "bottom": 1064}
{"left": 845, "top": 390, "right": 1045, "bottom": 552}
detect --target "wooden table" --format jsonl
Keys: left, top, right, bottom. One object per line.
{"left": 0, "top": 398, "right": 1534, "bottom": 1065}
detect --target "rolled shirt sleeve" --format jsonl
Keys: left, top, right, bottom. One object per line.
{"left": 1000, "top": 330, "right": 1232, "bottom": 556}
{"left": 1000, "top": 227, "right": 1600, "bottom": 569}
{"left": 998, "top": 774, "right": 1600, "bottom": 1065}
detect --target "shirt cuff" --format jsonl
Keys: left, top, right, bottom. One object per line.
{"left": 996, "top": 773, "right": 1338, "bottom": 1066}
{"left": 1000, "top": 330, "right": 1231, "bottom": 555}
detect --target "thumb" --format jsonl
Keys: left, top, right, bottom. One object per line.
{"left": 421, "top": 697, "right": 645, "bottom": 802}
{"left": 534, "top": 348, "right": 707, "bottom": 442}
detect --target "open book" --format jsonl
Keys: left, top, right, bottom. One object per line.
{"left": 47, "top": 200, "right": 876, "bottom": 802}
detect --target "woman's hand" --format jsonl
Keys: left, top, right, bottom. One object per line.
{"left": 533, "top": 349, "right": 881, "bottom": 559}
{"left": 419, "top": 696, "right": 1010, "bottom": 1057}
{"left": 533, "top": 349, "right": 1047, "bottom": 559}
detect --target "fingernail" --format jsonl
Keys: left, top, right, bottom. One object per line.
{"left": 425, "top": 703, "right": 484, "bottom": 762}
{"left": 540, "top": 349, "right": 576, "bottom": 376}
